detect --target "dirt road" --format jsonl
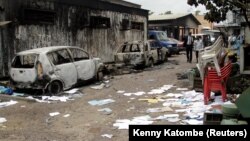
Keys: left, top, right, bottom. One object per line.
{"left": 0, "top": 53, "right": 197, "bottom": 141}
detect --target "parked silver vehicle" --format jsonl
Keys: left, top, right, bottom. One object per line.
{"left": 114, "top": 40, "right": 168, "bottom": 67}
{"left": 10, "top": 46, "right": 104, "bottom": 94}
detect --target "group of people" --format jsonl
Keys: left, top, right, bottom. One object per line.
{"left": 183, "top": 31, "right": 244, "bottom": 64}
{"left": 184, "top": 32, "right": 204, "bottom": 63}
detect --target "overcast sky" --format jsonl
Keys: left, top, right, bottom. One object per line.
{"left": 124, "top": 0, "right": 207, "bottom": 15}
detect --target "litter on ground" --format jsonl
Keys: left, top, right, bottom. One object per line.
{"left": 0, "top": 100, "right": 18, "bottom": 108}
{"left": 98, "top": 108, "right": 112, "bottom": 115}
{"left": 49, "top": 112, "right": 60, "bottom": 117}
{"left": 0, "top": 117, "right": 7, "bottom": 123}
{"left": 88, "top": 99, "right": 115, "bottom": 106}
{"left": 101, "top": 134, "right": 113, "bottom": 138}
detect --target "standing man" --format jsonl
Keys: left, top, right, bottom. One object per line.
{"left": 193, "top": 36, "right": 204, "bottom": 63}
{"left": 184, "top": 32, "right": 193, "bottom": 63}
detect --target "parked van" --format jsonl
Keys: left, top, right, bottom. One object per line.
{"left": 148, "top": 30, "right": 178, "bottom": 56}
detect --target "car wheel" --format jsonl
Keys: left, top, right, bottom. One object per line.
{"left": 164, "top": 54, "right": 168, "bottom": 62}
{"left": 96, "top": 71, "right": 104, "bottom": 81}
{"left": 167, "top": 52, "right": 172, "bottom": 57}
{"left": 148, "top": 59, "right": 154, "bottom": 67}
{"left": 47, "top": 81, "right": 63, "bottom": 95}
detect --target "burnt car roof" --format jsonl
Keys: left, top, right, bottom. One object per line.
{"left": 16, "top": 46, "right": 80, "bottom": 55}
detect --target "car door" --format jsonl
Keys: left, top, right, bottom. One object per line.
{"left": 47, "top": 49, "right": 77, "bottom": 88}
{"left": 68, "top": 48, "right": 95, "bottom": 80}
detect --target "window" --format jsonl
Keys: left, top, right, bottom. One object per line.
{"left": 47, "top": 49, "right": 71, "bottom": 65}
{"left": 11, "top": 54, "right": 37, "bottom": 68}
{"left": 90, "top": 16, "right": 110, "bottom": 28}
{"left": 131, "top": 44, "right": 140, "bottom": 52}
{"left": 131, "top": 22, "right": 144, "bottom": 30}
{"left": 69, "top": 48, "right": 89, "bottom": 61}
{"left": 21, "top": 8, "right": 55, "bottom": 25}
{"left": 121, "top": 44, "right": 131, "bottom": 53}
{"left": 121, "top": 19, "right": 130, "bottom": 30}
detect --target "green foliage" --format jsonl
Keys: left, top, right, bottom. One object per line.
{"left": 187, "top": 0, "right": 249, "bottom": 27}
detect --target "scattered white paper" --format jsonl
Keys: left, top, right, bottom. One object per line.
{"left": 175, "top": 109, "right": 189, "bottom": 113}
{"left": 167, "top": 118, "right": 181, "bottom": 123}
{"left": 148, "top": 89, "right": 165, "bottom": 95}
{"left": 165, "top": 93, "right": 184, "bottom": 98}
{"left": 65, "top": 88, "right": 79, "bottom": 94}
{"left": 63, "top": 114, "right": 70, "bottom": 118}
{"left": 146, "top": 107, "right": 173, "bottom": 113}
{"left": 98, "top": 108, "right": 112, "bottom": 115}
{"left": 117, "top": 90, "right": 125, "bottom": 94}
{"left": 183, "top": 119, "right": 203, "bottom": 125}
{"left": 134, "top": 91, "right": 146, "bottom": 96}
{"left": 90, "top": 83, "right": 105, "bottom": 90}
{"left": 153, "top": 114, "right": 180, "bottom": 121}
{"left": 42, "top": 96, "right": 70, "bottom": 102}
{"left": 101, "top": 134, "right": 113, "bottom": 138}
{"left": 27, "top": 96, "right": 73, "bottom": 103}
{"left": 0, "top": 100, "right": 18, "bottom": 108}
{"left": 176, "top": 88, "right": 188, "bottom": 91}
{"left": 124, "top": 93, "right": 132, "bottom": 96}
{"left": 148, "top": 85, "right": 173, "bottom": 94}
{"left": 88, "top": 99, "right": 115, "bottom": 106}
{"left": 113, "top": 115, "right": 153, "bottom": 129}
{"left": 49, "top": 112, "right": 60, "bottom": 117}
{"left": 123, "top": 92, "right": 146, "bottom": 96}
{"left": 0, "top": 117, "right": 7, "bottom": 123}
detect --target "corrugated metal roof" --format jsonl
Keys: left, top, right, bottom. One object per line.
{"left": 149, "top": 13, "right": 191, "bottom": 21}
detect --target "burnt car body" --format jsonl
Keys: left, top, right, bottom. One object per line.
{"left": 10, "top": 46, "right": 104, "bottom": 94}
{"left": 114, "top": 40, "right": 168, "bottom": 67}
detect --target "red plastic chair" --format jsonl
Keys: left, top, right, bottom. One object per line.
{"left": 203, "top": 61, "right": 232, "bottom": 105}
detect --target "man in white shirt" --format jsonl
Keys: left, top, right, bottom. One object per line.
{"left": 193, "top": 36, "right": 204, "bottom": 63}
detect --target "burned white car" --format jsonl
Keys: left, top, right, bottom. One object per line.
{"left": 10, "top": 46, "right": 104, "bottom": 94}
{"left": 114, "top": 40, "right": 168, "bottom": 67}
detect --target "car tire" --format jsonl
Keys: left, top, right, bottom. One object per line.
{"left": 47, "top": 81, "right": 63, "bottom": 95}
{"left": 96, "top": 71, "right": 104, "bottom": 81}
{"left": 167, "top": 52, "right": 172, "bottom": 57}
{"left": 148, "top": 59, "right": 154, "bottom": 67}
{"left": 164, "top": 54, "right": 168, "bottom": 62}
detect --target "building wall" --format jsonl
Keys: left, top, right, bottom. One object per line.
{"left": 0, "top": 0, "right": 148, "bottom": 77}
{"left": 148, "top": 15, "right": 200, "bottom": 40}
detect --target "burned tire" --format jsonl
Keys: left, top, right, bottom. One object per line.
{"left": 96, "top": 71, "right": 104, "bottom": 81}
{"left": 148, "top": 59, "right": 154, "bottom": 67}
{"left": 164, "top": 54, "right": 168, "bottom": 62}
{"left": 47, "top": 81, "right": 63, "bottom": 95}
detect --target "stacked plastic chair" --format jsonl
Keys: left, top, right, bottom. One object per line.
{"left": 196, "top": 36, "right": 224, "bottom": 83}
{"left": 203, "top": 61, "right": 232, "bottom": 105}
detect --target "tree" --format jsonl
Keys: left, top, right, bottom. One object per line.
{"left": 187, "top": 0, "right": 250, "bottom": 28}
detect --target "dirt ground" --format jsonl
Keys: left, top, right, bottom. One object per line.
{"left": 0, "top": 52, "right": 197, "bottom": 141}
